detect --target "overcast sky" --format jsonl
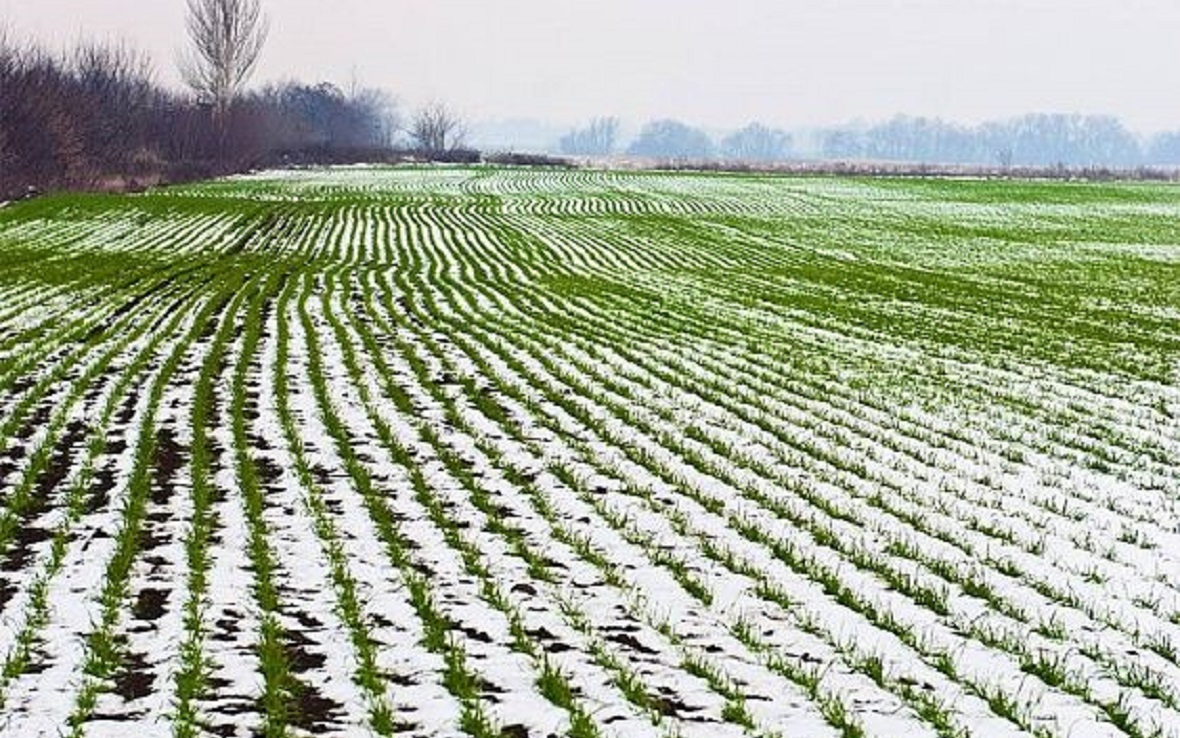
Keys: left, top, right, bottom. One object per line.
{"left": 3, "top": 0, "right": 1179, "bottom": 132}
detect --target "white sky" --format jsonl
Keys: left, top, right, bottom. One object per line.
{"left": 3, "top": 0, "right": 1179, "bottom": 132}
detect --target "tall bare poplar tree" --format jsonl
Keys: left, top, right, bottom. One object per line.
{"left": 180, "top": 0, "right": 268, "bottom": 117}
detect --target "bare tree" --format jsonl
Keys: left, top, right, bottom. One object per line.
{"left": 351, "top": 86, "right": 399, "bottom": 148}
{"left": 343, "top": 68, "right": 400, "bottom": 148}
{"left": 409, "top": 102, "right": 467, "bottom": 157}
{"left": 628, "top": 119, "right": 714, "bottom": 160}
{"left": 559, "top": 116, "right": 619, "bottom": 156}
{"left": 180, "top": 0, "right": 268, "bottom": 117}
{"left": 721, "top": 123, "right": 791, "bottom": 163}
{"left": 997, "top": 147, "right": 1014, "bottom": 170}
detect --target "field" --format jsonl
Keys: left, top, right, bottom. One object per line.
{"left": 0, "top": 167, "right": 1179, "bottom": 738}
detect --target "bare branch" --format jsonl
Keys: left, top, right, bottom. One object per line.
{"left": 180, "top": 0, "right": 268, "bottom": 114}
{"left": 409, "top": 102, "right": 467, "bottom": 157}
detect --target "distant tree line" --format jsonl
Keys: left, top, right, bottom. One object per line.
{"left": 559, "top": 117, "right": 620, "bottom": 156}
{"left": 560, "top": 117, "right": 792, "bottom": 162}
{"left": 818, "top": 114, "right": 1150, "bottom": 168}
{"left": 560, "top": 113, "right": 1180, "bottom": 167}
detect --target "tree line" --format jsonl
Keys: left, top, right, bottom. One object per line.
{"left": 1, "top": 0, "right": 472, "bottom": 200}
{"left": 561, "top": 114, "right": 1180, "bottom": 167}
{"left": 818, "top": 114, "right": 1152, "bottom": 168}
{"left": 0, "top": 38, "right": 395, "bottom": 199}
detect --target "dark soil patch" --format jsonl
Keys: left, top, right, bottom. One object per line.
{"left": 115, "top": 391, "right": 140, "bottom": 426}
{"left": 15, "top": 404, "right": 51, "bottom": 441}
{"left": 607, "top": 632, "right": 660, "bottom": 656}
{"left": 34, "top": 420, "right": 88, "bottom": 498}
{"left": 2, "top": 525, "right": 52, "bottom": 571}
{"left": 287, "top": 680, "right": 344, "bottom": 735}
{"left": 0, "top": 576, "right": 18, "bottom": 611}
{"left": 290, "top": 611, "right": 322, "bottom": 630}
{"left": 386, "top": 671, "right": 416, "bottom": 687}
{"left": 137, "top": 525, "right": 165, "bottom": 552}
{"left": 526, "top": 626, "right": 574, "bottom": 654}
{"left": 213, "top": 614, "right": 242, "bottom": 643}
{"left": 83, "top": 381, "right": 106, "bottom": 403}
{"left": 83, "top": 321, "right": 107, "bottom": 343}
{"left": 371, "top": 613, "right": 393, "bottom": 629}
{"left": 23, "top": 643, "right": 49, "bottom": 675}
{"left": 3, "top": 420, "right": 91, "bottom": 570}
{"left": 310, "top": 464, "right": 333, "bottom": 487}
{"left": 651, "top": 688, "right": 696, "bottom": 718}
{"left": 151, "top": 427, "right": 185, "bottom": 506}
{"left": 208, "top": 438, "right": 225, "bottom": 483}
{"left": 132, "top": 588, "right": 168, "bottom": 621}
{"left": 86, "top": 466, "right": 117, "bottom": 514}
{"left": 141, "top": 555, "right": 168, "bottom": 575}
{"left": 255, "top": 456, "right": 283, "bottom": 488}
{"left": 459, "top": 626, "right": 493, "bottom": 644}
{"left": 198, "top": 313, "right": 220, "bottom": 342}
{"left": 282, "top": 630, "right": 327, "bottom": 673}
{"left": 475, "top": 675, "right": 507, "bottom": 695}
{"left": 112, "top": 650, "right": 154, "bottom": 702}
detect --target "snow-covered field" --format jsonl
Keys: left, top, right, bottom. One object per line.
{"left": 0, "top": 167, "right": 1179, "bottom": 738}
